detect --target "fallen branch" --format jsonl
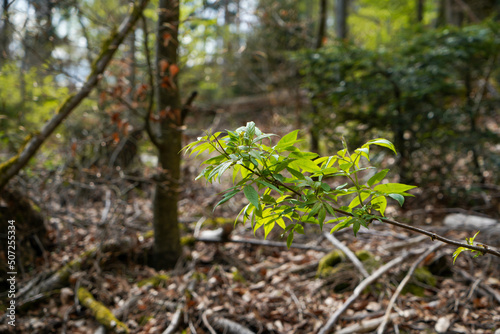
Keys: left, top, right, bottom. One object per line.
{"left": 0, "top": 0, "right": 150, "bottom": 190}
{"left": 162, "top": 306, "right": 183, "bottom": 334}
{"left": 195, "top": 235, "right": 330, "bottom": 252}
{"left": 334, "top": 310, "right": 416, "bottom": 334}
{"left": 323, "top": 233, "right": 369, "bottom": 278}
{"left": 20, "top": 237, "right": 135, "bottom": 303}
{"left": 317, "top": 249, "right": 423, "bottom": 334}
{"left": 78, "top": 287, "right": 129, "bottom": 333}
{"left": 210, "top": 315, "right": 256, "bottom": 334}
{"left": 377, "top": 243, "right": 442, "bottom": 334}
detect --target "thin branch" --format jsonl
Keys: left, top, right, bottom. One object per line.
{"left": 141, "top": 13, "right": 160, "bottom": 148}
{"left": 377, "top": 243, "right": 442, "bottom": 333}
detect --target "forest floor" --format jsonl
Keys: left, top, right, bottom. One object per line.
{"left": 1, "top": 126, "right": 500, "bottom": 333}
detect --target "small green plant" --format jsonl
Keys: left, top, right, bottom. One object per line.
{"left": 183, "top": 122, "right": 498, "bottom": 261}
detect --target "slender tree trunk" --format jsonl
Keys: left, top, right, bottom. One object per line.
{"left": 309, "top": 0, "right": 328, "bottom": 153}
{"left": 0, "top": 0, "right": 11, "bottom": 64}
{"left": 416, "top": 0, "right": 425, "bottom": 22}
{"left": 316, "top": 0, "right": 327, "bottom": 49}
{"left": 335, "top": 0, "right": 348, "bottom": 39}
{"left": 151, "top": 0, "right": 182, "bottom": 269}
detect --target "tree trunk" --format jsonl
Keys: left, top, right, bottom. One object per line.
{"left": 416, "top": 0, "right": 425, "bottom": 22}
{"left": 0, "top": 0, "right": 11, "bottom": 64}
{"left": 335, "top": 0, "right": 348, "bottom": 39}
{"left": 310, "top": 0, "right": 328, "bottom": 153}
{"left": 151, "top": 0, "right": 182, "bottom": 269}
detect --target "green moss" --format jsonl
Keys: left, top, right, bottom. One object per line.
{"left": 355, "top": 250, "right": 372, "bottom": 262}
{"left": 232, "top": 269, "right": 246, "bottom": 283}
{"left": 78, "top": 287, "right": 129, "bottom": 333}
{"left": 414, "top": 267, "right": 437, "bottom": 287}
{"left": 181, "top": 235, "right": 196, "bottom": 247}
{"left": 137, "top": 274, "right": 169, "bottom": 288}
{"left": 87, "top": 27, "right": 118, "bottom": 80}
{"left": 206, "top": 217, "right": 234, "bottom": 226}
{"left": 57, "top": 248, "right": 97, "bottom": 282}
{"left": 56, "top": 93, "right": 76, "bottom": 114}
{"left": 0, "top": 133, "right": 33, "bottom": 176}
{"left": 317, "top": 250, "right": 345, "bottom": 277}
{"left": 402, "top": 267, "right": 437, "bottom": 296}
{"left": 355, "top": 250, "right": 380, "bottom": 273}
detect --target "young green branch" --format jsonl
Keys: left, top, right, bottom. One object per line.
{"left": 183, "top": 122, "right": 500, "bottom": 261}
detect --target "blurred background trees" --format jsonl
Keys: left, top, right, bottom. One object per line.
{"left": 0, "top": 0, "right": 499, "bottom": 270}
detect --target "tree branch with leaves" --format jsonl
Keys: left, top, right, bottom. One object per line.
{"left": 183, "top": 122, "right": 500, "bottom": 261}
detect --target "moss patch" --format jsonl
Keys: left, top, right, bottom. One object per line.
{"left": 317, "top": 250, "right": 345, "bottom": 277}
{"left": 78, "top": 287, "right": 129, "bottom": 333}
{"left": 137, "top": 274, "right": 169, "bottom": 288}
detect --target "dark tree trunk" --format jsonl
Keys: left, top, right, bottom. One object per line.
{"left": 310, "top": 0, "right": 328, "bottom": 153}
{"left": 417, "top": 0, "right": 425, "bottom": 22}
{"left": 335, "top": 0, "right": 348, "bottom": 39}
{"left": 151, "top": 0, "right": 182, "bottom": 270}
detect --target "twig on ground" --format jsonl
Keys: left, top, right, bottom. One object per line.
{"left": 377, "top": 243, "right": 442, "bottom": 334}
{"left": 196, "top": 236, "right": 330, "bottom": 252}
{"left": 456, "top": 268, "right": 500, "bottom": 304}
{"left": 202, "top": 310, "right": 217, "bottom": 334}
{"left": 323, "top": 233, "right": 369, "bottom": 278}
{"left": 162, "top": 306, "right": 183, "bottom": 334}
{"left": 210, "top": 316, "right": 256, "bottom": 334}
{"left": 334, "top": 310, "right": 416, "bottom": 334}
{"left": 382, "top": 235, "right": 428, "bottom": 252}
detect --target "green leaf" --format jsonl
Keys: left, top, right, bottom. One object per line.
{"left": 330, "top": 218, "right": 352, "bottom": 233}
{"left": 286, "top": 167, "right": 305, "bottom": 180}
{"left": 287, "top": 231, "right": 294, "bottom": 248}
{"left": 307, "top": 202, "right": 322, "bottom": 218}
{"left": 371, "top": 196, "right": 387, "bottom": 216}
{"left": 352, "top": 220, "right": 361, "bottom": 236}
{"left": 364, "top": 138, "right": 397, "bottom": 154}
{"left": 276, "top": 130, "right": 300, "bottom": 150}
{"left": 264, "top": 220, "right": 275, "bottom": 239}
{"left": 367, "top": 169, "right": 390, "bottom": 187}
{"left": 374, "top": 183, "right": 417, "bottom": 194}
{"left": 294, "top": 224, "right": 305, "bottom": 234}
{"left": 243, "top": 185, "right": 260, "bottom": 211}
{"left": 348, "top": 191, "right": 371, "bottom": 208}
{"left": 388, "top": 193, "right": 405, "bottom": 206}
{"left": 318, "top": 207, "right": 327, "bottom": 230}
{"left": 452, "top": 247, "right": 466, "bottom": 264}
{"left": 214, "top": 188, "right": 240, "bottom": 210}
{"left": 256, "top": 179, "right": 284, "bottom": 195}
{"left": 290, "top": 158, "right": 321, "bottom": 172}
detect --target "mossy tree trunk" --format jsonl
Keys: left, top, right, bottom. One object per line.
{"left": 149, "top": 0, "right": 182, "bottom": 269}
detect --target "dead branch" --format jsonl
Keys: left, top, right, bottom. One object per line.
{"left": 323, "top": 233, "right": 369, "bottom": 278}
{"left": 317, "top": 249, "right": 424, "bottom": 334}
{"left": 78, "top": 287, "right": 129, "bottom": 333}
{"left": 377, "top": 243, "right": 442, "bottom": 334}
{"left": 195, "top": 235, "right": 330, "bottom": 252}
{"left": 334, "top": 310, "right": 416, "bottom": 334}
{"left": 162, "top": 306, "right": 183, "bottom": 334}
{"left": 210, "top": 315, "right": 256, "bottom": 334}
{"left": 20, "top": 237, "right": 136, "bottom": 303}
{"left": 382, "top": 235, "right": 428, "bottom": 252}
